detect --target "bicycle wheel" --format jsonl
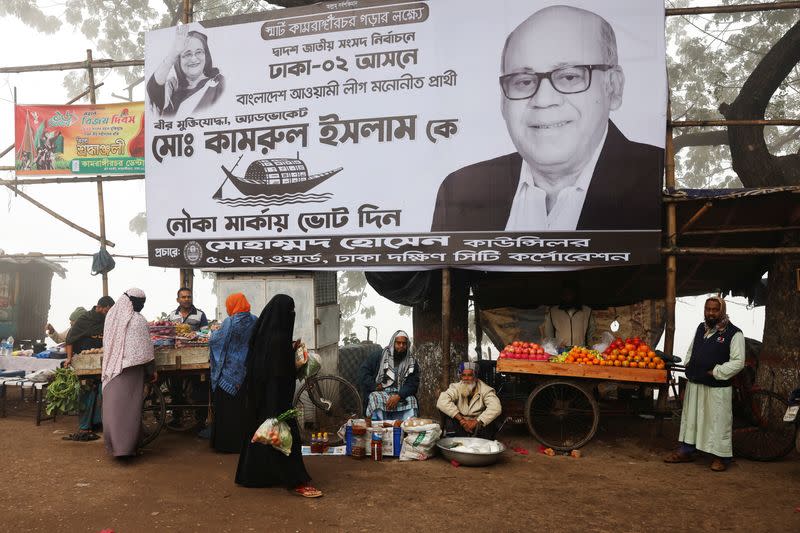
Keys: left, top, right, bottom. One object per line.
{"left": 525, "top": 380, "right": 599, "bottom": 451}
{"left": 140, "top": 382, "right": 166, "bottom": 447}
{"left": 294, "top": 375, "right": 362, "bottom": 445}
{"left": 733, "top": 389, "right": 795, "bottom": 461}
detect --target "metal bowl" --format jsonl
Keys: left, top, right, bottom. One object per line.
{"left": 436, "top": 437, "right": 506, "bottom": 466}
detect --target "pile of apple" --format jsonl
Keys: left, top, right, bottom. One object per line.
{"left": 499, "top": 341, "right": 550, "bottom": 361}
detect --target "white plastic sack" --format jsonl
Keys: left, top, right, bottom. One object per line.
{"left": 27, "top": 368, "right": 56, "bottom": 382}
{"left": 399, "top": 422, "right": 441, "bottom": 461}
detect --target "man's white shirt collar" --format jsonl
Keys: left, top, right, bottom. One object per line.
{"left": 505, "top": 125, "right": 608, "bottom": 231}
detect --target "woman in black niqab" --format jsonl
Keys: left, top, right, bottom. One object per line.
{"left": 235, "top": 294, "right": 321, "bottom": 497}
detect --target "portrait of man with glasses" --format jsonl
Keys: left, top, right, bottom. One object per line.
{"left": 431, "top": 4, "right": 664, "bottom": 233}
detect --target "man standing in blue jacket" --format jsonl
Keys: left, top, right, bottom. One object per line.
{"left": 358, "top": 330, "right": 420, "bottom": 421}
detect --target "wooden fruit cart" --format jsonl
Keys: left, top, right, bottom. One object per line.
{"left": 495, "top": 359, "right": 669, "bottom": 450}
{"left": 72, "top": 346, "right": 210, "bottom": 446}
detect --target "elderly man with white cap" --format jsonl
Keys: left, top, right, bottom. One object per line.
{"left": 437, "top": 362, "right": 502, "bottom": 439}
{"left": 357, "top": 330, "right": 420, "bottom": 421}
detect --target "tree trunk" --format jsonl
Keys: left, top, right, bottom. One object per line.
{"left": 719, "top": 19, "right": 800, "bottom": 187}
{"left": 412, "top": 270, "right": 469, "bottom": 417}
{"left": 757, "top": 231, "right": 800, "bottom": 395}
{"left": 718, "top": 18, "right": 800, "bottom": 392}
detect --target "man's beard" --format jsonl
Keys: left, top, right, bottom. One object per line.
{"left": 705, "top": 317, "right": 719, "bottom": 328}
{"left": 456, "top": 381, "right": 476, "bottom": 399}
{"left": 393, "top": 349, "right": 407, "bottom": 366}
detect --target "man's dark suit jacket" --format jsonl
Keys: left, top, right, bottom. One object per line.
{"left": 430, "top": 121, "right": 664, "bottom": 231}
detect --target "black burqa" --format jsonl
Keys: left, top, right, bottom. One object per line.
{"left": 235, "top": 294, "right": 311, "bottom": 488}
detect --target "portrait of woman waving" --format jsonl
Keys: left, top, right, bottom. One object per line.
{"left": 147, "top": 26, "right": 225, "bottom": 117}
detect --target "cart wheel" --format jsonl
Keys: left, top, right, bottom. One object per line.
{"left": 164, "top": 378, "right": 203, "bottom": 432}
{"left": 525, "top": 380, "right": 599, "bottom": 451}
{"left": 140, "top": 381, "right": 166, "bottom": 447}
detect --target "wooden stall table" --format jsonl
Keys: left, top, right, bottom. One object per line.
{"left": 72, "top": 346, "right": 210, "bottom": 446}
{"left": 495, "top": 359, "right": 669, "bottom": 450}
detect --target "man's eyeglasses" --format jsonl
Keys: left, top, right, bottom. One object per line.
{"left": 499, "top": 64, "right": 615, "bottom": 100}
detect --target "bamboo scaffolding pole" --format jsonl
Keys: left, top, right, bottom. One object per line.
{"left": 666, "top": 1, "right": 800, "bottom": 16}
{"left": 85, "top": 49, "right": 110, "bottom": 297}
{"left": 0, "top": 59, "right": 142, "bottom": 75}
{"left": 660, "top": 104, "right": 678, "bottom": 420}
{"left": 663, "top": 189, "right": 800, "bottom": 202}
{"left": 2, "top": 184, "right": 115, "bottom": 247}
{"left": 664, "top": 106, "right": 677, "bottom": 359}
{"left": 682, "top": 224, "right": 800, "bottom": 236}
{"left": 679, "top": 202, "right": 713, "bottom": 234}
{"left": 0, "top": 175, "right": 144, "bottom": 185}
{"left": 670, "top": 119, "right": 800, "bottom": 127}
{"left": 664, "top": 247, "right": 800, "bottom": 255}
{"left": 179, "top": 0, "right": 195, "bottom": 290}
{"left": 441, "top": 267, "right": 452, "bottom": 391}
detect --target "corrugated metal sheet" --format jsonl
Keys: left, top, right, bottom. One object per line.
{"left": 16, "top": 265, "right": 54, "bottom": 344}
{"left": 0, "top": 254, "right": 66, "bottom": 278}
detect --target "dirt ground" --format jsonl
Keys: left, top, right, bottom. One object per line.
{"left": 1, "top": 398, "right": 799, "bottom": 533}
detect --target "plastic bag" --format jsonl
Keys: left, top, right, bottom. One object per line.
{"left": 592, "top": 331, "right": 615, "bottom": 354}
{"left": 251, "top": 408, "right": 299, "bottom": 456}
{"left": 399, "top": 422, "right": 442, "bottom": 461}
{"left": 295, "top": 343, "right": 309, "bottom": 368}
{"left": 297, "top": 350, "right": 321, "bottom": 381}
{"left": 541, "top": 338, "right": 560, "bottom": 356}
{"left": 91, "top": 247, "right": 116, "bottom": 276}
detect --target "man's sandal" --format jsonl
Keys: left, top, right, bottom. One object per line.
{"left": 663, "top": 450, "right": 693, "bottom": 463}
{"left": 293, "top": 485, "right": 323, "bottom": 498}
{"left": 710, "top": 458, "right": 727, "bottom": 471}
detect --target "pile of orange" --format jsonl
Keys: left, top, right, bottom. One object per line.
{"left": 563, "top": 346, "right": 603, "bottom": 365}
{"left": 603, "top": 337, "right": 666, "bottom": 370}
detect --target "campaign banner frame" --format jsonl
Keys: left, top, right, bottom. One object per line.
{"left": 144, "top": 0, "right": 667, "bottom": 271}
{"left": 14, "top": 103, "right": 145, "bottom": 176}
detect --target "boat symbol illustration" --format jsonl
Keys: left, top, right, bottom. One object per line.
{"left": 213, "top": 154, "right": 342, "bottom": 199}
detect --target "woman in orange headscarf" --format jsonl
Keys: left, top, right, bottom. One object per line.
{"left": 209, "top": 293, "right": 257, "bottom": 453}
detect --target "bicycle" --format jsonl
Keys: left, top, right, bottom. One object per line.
{"left": 293, "top": 373, "right": 362, "bottom": 445}
{"left": 730, "top": 366, "right": 796, "bottom": 461}
{"left": 670, "top": 352, "right": 796, "bottom": 461}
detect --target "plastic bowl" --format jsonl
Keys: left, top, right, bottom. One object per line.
{"left": 436, "top": 437, "right": 506, "bottom": 466}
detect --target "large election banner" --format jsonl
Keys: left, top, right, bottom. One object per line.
{"left": 15, "top": 103, "right": 145, "bottom": 175}
{"left": 145, "top": 0, "right": 666, "bottom": 270}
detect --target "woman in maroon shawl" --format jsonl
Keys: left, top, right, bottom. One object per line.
{"left": 235, "top": 294, "right": 321, "bottom": 497}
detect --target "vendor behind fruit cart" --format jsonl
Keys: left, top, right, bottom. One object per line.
{"left": 437, "top": 362, "right": 502, "bottom": 439}
{"left": 542, "top": 280, "right": 595, "bottom": 349}
{"left": 45, "top": 306, "right": 87, "bottom": 344}
{"left": 61, "top": 296, "right": 114, "bottom": 442}
{"left": 358, "top": 330, "right": 420, "bottom": 421}
{"left": 168, "top": 287, "right": 209, "bottom": 330}
{"left": 166, "top": 287, "right": 209, "bottom": 431}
